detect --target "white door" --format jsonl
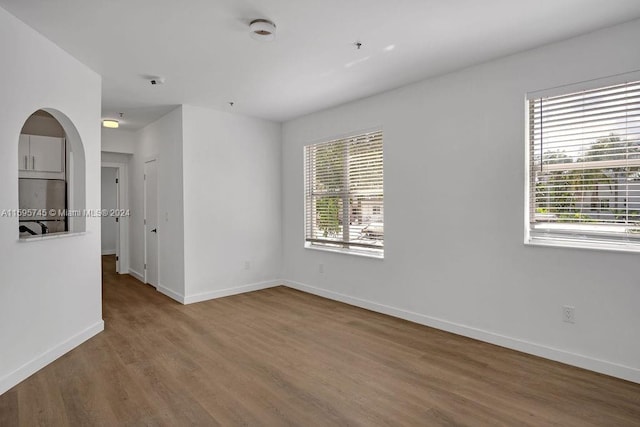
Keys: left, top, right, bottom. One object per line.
{"left": 144, "top": 159, "right": 159, "bottom": 287}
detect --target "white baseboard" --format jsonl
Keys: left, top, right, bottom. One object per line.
{"left": 0, "top": 320, "right": 104, "bottom": 395}
{"left": 101, "top": 249, "right": 116, "bottom": 256}
{"left": 157, "top": 285, "right": 185, "bottom": 304}
{"left": 128, "top": 268, "right": 144, "bottom": 283}
{"left": 153, "top": 279, "right": 282, "bottom": 305}
{"left": 156, "top": 280, "right": 281, "bottom": 305}
{"left": 283, "top": 280, "right": 640, "bottom": 384}
{"left": 184, "top": 280, "right": 281, "bottom": 305}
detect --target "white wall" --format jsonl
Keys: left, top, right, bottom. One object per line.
{"left": 124, "top": 105, "right": 281, "bottom": 303}
{"left": 102, "top": 128, "right": 135, "bottom": 154}
{"left": 182, "top": 105, "right": 282, "bottom": 302}
{"left": 101, "top": 167, "right": 118, "bottom": 254}
{"left": 282, "top": 19, "right": 640, "bottom": 383}
{"left": 0, "top": 6, "right": 102, "bottom": 394}
{"left": 129, "top": 107, "right": 185, "bottom": 296}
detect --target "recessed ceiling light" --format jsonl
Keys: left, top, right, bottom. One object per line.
{"left": 102, "top": 120, "right": 119, "bottom": 128}
{"left": 250, "top": 19, "right": 276, "bottom": 41}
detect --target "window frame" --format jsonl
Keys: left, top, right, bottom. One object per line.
{"left": 524, "top": 70, "right": 640, "bottom": 253}
{"left": 303, "top": 129, "right": 384, "bottom": 259}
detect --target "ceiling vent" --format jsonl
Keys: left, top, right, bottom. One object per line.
{"left": 249, "top": 19, "right": 276, "bottom": 41}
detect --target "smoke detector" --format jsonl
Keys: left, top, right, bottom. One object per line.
{"left": 149, "top": 76, "right": 165, "bottom": 85}
{"left": 249, "top": 19, "right": 276, "bottom": 41}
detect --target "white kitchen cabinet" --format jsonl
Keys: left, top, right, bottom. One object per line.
{"left": 18, "top": 134, "right": 30, "bottom": 170}
{"left": 19, "top": 134, "right": 65, "bottom": 178}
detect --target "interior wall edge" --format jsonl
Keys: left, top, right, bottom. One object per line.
{"left": 157, "top": 285, "right": 185, "bottom": 304}
{"left": 182, "top": 279, "right": 281, "bottom": 305}
{"left": 128, "top": 269, "right": 144, "bottom": 283}
{"left": 153, "top": 279, "right": 283, "bottom": 305}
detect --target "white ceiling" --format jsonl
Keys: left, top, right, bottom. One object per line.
{"left": 3, "top": 0, "right": 640, "bottom": 129}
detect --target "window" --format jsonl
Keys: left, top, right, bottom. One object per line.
{"left": 304, "top": 130, "right": 383, "bottom": 257}
{"left": 526, "top": 76, "right": 640, "bottom": 251}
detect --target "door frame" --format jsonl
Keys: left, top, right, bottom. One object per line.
{"left": 143, "top": 157, "right": 159, "bottom": 287}
{"left": 101, "top": 161, "right": 129, "bottom": 274}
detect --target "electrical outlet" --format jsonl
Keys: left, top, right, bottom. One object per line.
{"left": 562, "top": 305, "right": 575, "bottom": 323}
{"left": 319, "top": 263, "right": 324, "bottom": 274}
{"left": 244, "top": 261, "right": 251, "bottom": 270}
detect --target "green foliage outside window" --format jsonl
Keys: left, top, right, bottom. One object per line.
{"left": 535, "top": 135, "right": 640, "bottom": 223}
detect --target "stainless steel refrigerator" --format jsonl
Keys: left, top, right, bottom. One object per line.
{"left": 18, "top": 178, "right": 66, "bottom": 237}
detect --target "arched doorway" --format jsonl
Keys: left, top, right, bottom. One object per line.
{"left": 17, "top": 109, "right": 86, "bottom": 238}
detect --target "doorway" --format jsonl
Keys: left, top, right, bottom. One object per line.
{"left": 101, "top": 167, "right": 120, "bottom": 271}
{"left": 101, "top": 160, "right": 129, "bottom": 274}
{"left": 144, "top": 159, "right": 159, "bottom": 288}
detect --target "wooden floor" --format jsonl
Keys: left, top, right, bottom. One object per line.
{"left": 1, "top": 256, "right": 639, "bottom": 426}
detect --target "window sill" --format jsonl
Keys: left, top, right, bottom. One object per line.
{"left": 305, "top": 243, "right": 384, "bottom": 259}
{"left": 525, "top": 236, "right": 640, "bottom": 254}
{"left": 19, "top": 231, "right": 86, "bottom": 242}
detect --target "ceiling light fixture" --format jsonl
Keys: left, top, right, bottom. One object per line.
{"left": 102, "top": 119, "right": 119, "bottom": 129}
{"left": 249, "top": 19, "right": 276, "bottom": 41}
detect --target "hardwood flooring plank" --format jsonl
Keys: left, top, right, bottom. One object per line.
{"left": 0, "top": 389, "right": 19, "bottom": 426}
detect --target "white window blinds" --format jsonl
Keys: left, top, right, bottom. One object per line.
{"left": 528, "top": 79, "right": 640, "bottom": 247}
{"left": 304, "top": 130, "right": 383, "bottom": 255}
